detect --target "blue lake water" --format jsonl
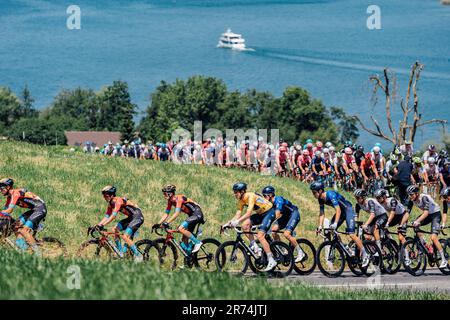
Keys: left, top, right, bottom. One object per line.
{"left": 1, "top": 0, "right": 449, "bottom": 148}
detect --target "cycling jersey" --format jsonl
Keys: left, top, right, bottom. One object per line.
{"left": 319, "top": 190, "right": 353, "bottom": 214}
{"left": 166, "top": 195, "right": 201, "bottom": 216}
{"left": 424, "top": 164, "right": 439, "bottom": 181}
{"left": 380, "top": 197, "right": 406, "bottom": 215}
{"left": 297, "top": 155, "right": 311, "bottom": 168}
{"left": 4, "top": 188, "right": 44, "bottom": 210}
{"left": 237, "top": 192, "right": 273, "bottom": 215}
{"left": 312, "top": 156, "right": 324, "bottom": 173}
{"left": 355, "top": 198, "right": 387, "bottom": 217}
{"left": 407, "top": 194, "right": 440, "bottom": 215}
{"left": 106, "top": 197, "right": 141, "bottom": 218}
{"left": 360, "top": 159, "right": 375, "bottom": 171}
{"left": 273, "top": 196, "right": 298, "bottom": 216}
{"left": 343, "top": 154, "right": 355, "bottom": 166}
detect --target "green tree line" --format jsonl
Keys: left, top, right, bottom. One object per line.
{"left": 0, "top": 76, "right": 358, "bottom": 145}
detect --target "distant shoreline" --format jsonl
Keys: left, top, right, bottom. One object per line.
{"left": 442, "top": 0, "right": 450, "bottom": 5}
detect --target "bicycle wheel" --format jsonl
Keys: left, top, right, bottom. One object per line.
{"left": 292, "top": 238, "right": 316, "bottom": 275}
{"left": 134, "top": 239, "right": 153, "bottom": 261}
{"left": 193, "top": 238, "right": 221, "bottom": 271}
{"left": 401, "top": 239, "right": 427, "bottom": 276}
{"left": 269, "top": 241, "right": 294, "bottom": 277}
{"left": 316, "top": 240, "right": 345, "bottom": 278}
{"left": 438, "top": 239, "right": 450, "bottom": 275}
{"left": 76, "top": 239, "right": 113, "bottom": 260}
{"left": 381, "top": 239, "right": 400, "bottom": 274}
{"left": 215, "top": 241, "right": 249, "bottom": 274}
{"left": 145, "top": 238, "right": 178, "bottom": 271}
{"left": 347, "top": 240, "right": 364, "bottom": 276}
{"left": 361, "top": 240, "right": 382, "bottom": 276}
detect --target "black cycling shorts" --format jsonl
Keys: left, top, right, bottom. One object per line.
{"left": 421, "top": 212, "right": 442, "bottom": 235}
{"left": 180, "top": 206, "right": 204, "bottom": 233}
{"left": 117, "top": 209, "right": 144, "bottom": 237}
{"left": 19, "top": 203, "right": 47, "bottom": 230}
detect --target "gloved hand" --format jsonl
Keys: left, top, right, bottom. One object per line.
{"left": 162, "top": 222, "right": 170, "bottom": 229}
{"left": 230, "top": 220, "right": 240, "bottom": 227}
{"left": 441, "top": 223, "right": 446, "bottom": 230}
{"left": 329, "top": 222, "right": 337, "bottom": 230}
{"left": 413, "top": 220, "right": 421, "bottom": 228}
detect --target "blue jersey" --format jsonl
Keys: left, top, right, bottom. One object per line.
{"left": 273, "top": 196, "right": 298, "bottom": 216}
{"left": 319, "top": 190, "right": 352, "bottom": 214}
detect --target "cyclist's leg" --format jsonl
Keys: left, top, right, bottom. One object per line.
{"left": 282, "top": 209, "right": 301, "bottom": 248}
{"left": 178, "top": 208, "right": 204, "bottom": 247}
{"left": 345, "top": 206, "right": 365, "bottom": 254}
{"left": 271, "top": 222, "right": 281, "bottom": 241}
{"left": 374, "top": 214, "right": 388, "bottom": 250}
{"left": 120, "top": 212, "right": 144, "bottom": 257}
{"left": 256, "top": 209, "right": 276, "bottom": 254}
{"left": 18, "top": 205, "right": 47, "bottom": 253}
{"left": 14, "top": 210, "right": 32, "bottom": 250}
{"left": 115, "top": 217, "right": 131, "bottom": 252}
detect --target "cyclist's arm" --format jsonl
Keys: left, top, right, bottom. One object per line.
{"left": 416, "top": 210, "right": 429, "bottom": 224}
{"left": 318, "top": 201, "right": 325, "bottom": 227}
{"left": 386, "top": 211, "right": 395, "bottom": 226}
{"left": 166, "top": 197, "right": 184, "bottom": 224}
{"left": 98, "top": 207, "right": 117, "bottom": 227}
{"left": 439, "top": 173, "right": 446, "bottom": 188}
{"left": 372, "top": 163, "right": 379, "bottom": 178}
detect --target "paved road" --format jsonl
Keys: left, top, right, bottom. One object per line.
{"left": 266, "top": 269, "right": 450, "bottom": 293}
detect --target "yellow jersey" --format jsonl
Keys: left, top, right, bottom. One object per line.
{"left": 237, "top": 192, "right": 273, "bottom": 215}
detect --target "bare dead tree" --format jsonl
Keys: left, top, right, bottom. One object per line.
{"left": 352, "top": 61, "right": 448, "bottom": 146}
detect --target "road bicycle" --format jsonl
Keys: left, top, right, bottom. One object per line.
{"left": 315, "top": 226, "right": 382, "bottom": 278}
{"left": 215, "top": 225, "right": 294, "bottom": 277}
{"left": 146, "top": 223, "right": 220, "bottom": 271}
{"left": 77, "top": 225, "right": 152, "bottom": 260}
{"left": 0, "top": 217, "right": 66, "bottom": 258}
{"left": 399, "top": 225, "right": 450, "bottom": 276}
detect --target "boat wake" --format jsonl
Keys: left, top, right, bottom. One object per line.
{"left": 245, "top": 47, "right": 450, "bottom": 81}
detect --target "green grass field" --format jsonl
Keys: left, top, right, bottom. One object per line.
{"left": 0, "top": 140, "right": 447, "bottom": 300}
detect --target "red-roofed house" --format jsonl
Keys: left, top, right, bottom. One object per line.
{"left": 65, "top": 131, "right": 121, "bottom": 147}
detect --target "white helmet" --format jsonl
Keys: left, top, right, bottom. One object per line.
{"left": 315, "top": 150, "right": 322, "bottom": 157}
{"left": 325, "top": 142, "right": 333, "bottom": 148}
{"left": 344, "top": 147, "right": 353, "bottom": 155}
{"left": 329, "top": 146, "right": 335, "bottom": 152}
{"left": 373, "top": 146, "right": 381, "bottom": 153}
{"left": 428, "top": 157, "right": 436, "bottom": 164}
{"left": 323, "top": 148, "right": 329, "bottom": 154}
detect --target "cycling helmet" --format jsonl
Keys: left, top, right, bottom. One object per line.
{"left": 262, "top": 186, "right": 275, "bottom": 196}
{"left": 232, "top": 182, "right": 247, "bottom": 192}
{"left": 413, "top": 157, "right": 422, "bottom": 164}
{"left": 307, "top": 142, "right": 313, "bottom": 148}
{"left": 306, "top": 139, "right": 313, "bottom": 144}
{"left": 329, "top": 146, "right": 335, "bottom": 152}
{"left": 375, "top": 143, "right": 382, "bottom": 148}
{"left": 325, "top": 142, "right": 333, "bottom": 148}
{"left": 162, "top": 184, "right": 176, "bottom": 194}
{"left": 441, "top": 187, "right": 450, "bottom": 197}
{"left": 316, "top": 141, "right": 323, "bottom": 148}
{"left": 344, "top": 147, "right": 353, "bottom": 155}
{"left": 353, "top": 189, "right": 367, "bottom": 198}
{"left": 364, "top": 152, "right": 372, "bottom": 160}
{"left": 427, "top": 157, "right": 436, "bottom": 164}
{"left": 310, "top": 181, "right": 325, "bottom": 192}
{"left": 406, "top": 185, "right": 420, "bottom": 195}
{"left": 390, "top": 154, "right": 399, "bottom": 161}
{"left": 101, "top": 185, "right": 116, "bottom": 196}
{"left": 374, "top": 189, "right": 388, "bottom": 198}
{"left": 323, "top": 148, "right": 330, "bottom": 154}
{"left": 302, "top": 150, "right": 309, "bottom": 155}
{"left": 295, "top": 144, "right": 302, "bottom": 151}
{"left": 315, "top": 151, "right": 322, "bottom": 157}
{"left": 0, "top": 178, "right": 14, "bottom": 188}
{"left": 373, "top": 146, "right": 381, "bottom": 154}
{"left": 281, "top": 142, "right": 288, "bottom": 148}
{"left": 357, "top": 145, "right": 364, "bottom": 152}
{"left": 428, "top": 145, "right": 436, "bottom": 151}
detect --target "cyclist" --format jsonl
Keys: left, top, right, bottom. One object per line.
{"left": 360, "top": 152, "right": 380, "bottom": 187}
{"left": 276, "top": 143, "right": 292, "bottom": 175}
{"left": 154, "top": 185, "right": 204, "bottom": 253}
{"left": 406, "top": 185, "right": 448, "bottom": 268}
{"left": 422, "top": 145, "right": 438, "bottom": 165}
{"left": 354, "top": 145, "right": 365, "bottom": 168}
{"left": 226, "top": 182, "right": 277, "bottom": 271}
{"left": 333, "top": 152, "right": 347, "bottom": 183}
{"left": 310, "top": 181, "right": 369, "bottom": 267}
{"left": 411, "top": 157, "right": 425, "bottom": 185}
{"left": 311, "top": 150, "right": 327, "bottom": 181}
{"left": 439, "top": 160, "right": 450, "bottom": 190}
{"left": 94, "top": 186, "right": 144, "bottom": 262}
{"left": 297, "top": 150, "right": 312, "bottom": 181}
{"left": 372, "top": 146, "right": 385, "bottom": 182}
{"left": 261, "top": 186, "right": 305, "bottom": 263}
{"left": 0, "top": 178, "right": 46, "bottom": 255}
{"left": 354, "top": 189, "right": 388, "bottom": 252}
{"left": 385, "top": 154, "right": 399, "bottom": 182}
{"left": 374, "top": 189, "right": 409, "bottom": 247}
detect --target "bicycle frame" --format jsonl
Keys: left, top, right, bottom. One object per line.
{"left": 406, "top": 225, "right": 448, "bottom": 262}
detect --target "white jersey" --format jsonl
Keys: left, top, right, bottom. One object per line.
{"left": 380, "top": 197, "right": 406, "bottom": 215}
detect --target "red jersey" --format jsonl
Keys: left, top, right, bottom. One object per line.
{"left": 105, "top": 197, "right": 140, "bottom": 217}
{"left": 4, "top": 188, "right": 44, "bottom": 209}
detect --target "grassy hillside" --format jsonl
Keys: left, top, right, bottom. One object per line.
{"left": 0, "top": 140, "right": 336, "bottom": 252}
{"left": 0, "top": 141, "right": 443, "bottom": 300}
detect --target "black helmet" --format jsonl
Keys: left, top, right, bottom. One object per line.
{"left": 357, "top": 145, "right": 364, "bottom": 152}
{"left": 353, "top": 189, "right": 367, "bottom": 198}
{"left": 310, "top": 181, "right": 324, "bottom": 192}
{"left": 406, "top": 185, "right": 420, "bottom": 195}
{"left": 441, "top": 187, "right": 450, "bottom": 197}
{"left": 374, "top": 189, "right": 388, "bottom": 198}
{"left": 262, "top": 186, "right": 275, "bottom": 196}
{"left": 439, "top": 150, "right": 448, "bottom": 157}
{"left": 0, "top": 178, "right": 14, "bottom": 188}
{"left": 233, "top": 182, "right": 247, "bottom": 192}
{"left": 101, "top": 185, "right": 116, "bottom": 196}
{"left": 162, "top": 184, "right": 176, "bottom": 194}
